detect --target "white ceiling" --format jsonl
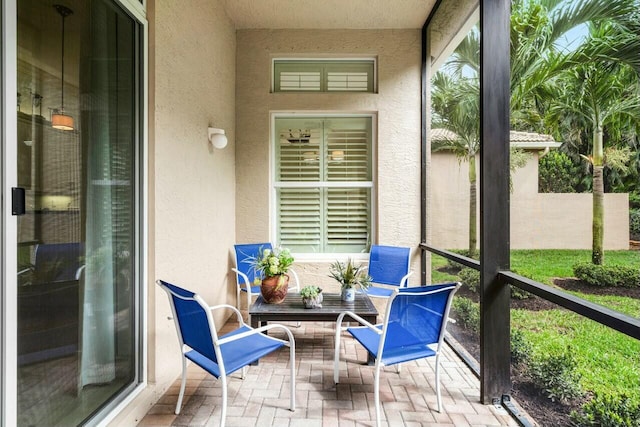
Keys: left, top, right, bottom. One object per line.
{"left": 222, "top": 0, "right": 438, "bottom": 29}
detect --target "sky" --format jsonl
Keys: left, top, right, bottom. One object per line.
{"left": 557, "top": 23, "right": 589, "bottom": 51}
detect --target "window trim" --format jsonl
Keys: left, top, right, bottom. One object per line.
{"left": 271, "top": 57, "right": 378, "bottom": 93}
{"left": 270, "top": 112, "right": 378, "bottom": 261}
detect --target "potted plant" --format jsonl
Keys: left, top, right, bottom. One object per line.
{"left": 250, "top": 246, "right": 294, "bottom": 304}
{"left": 299, "top": 285, "right": 323, "bottom": 309}
{"left": 329, "top": 259, "right": 372, "bottom": 302}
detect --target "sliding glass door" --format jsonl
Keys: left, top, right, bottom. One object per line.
{"left": 8, "top": 0, "right": 143, "bottom": 424}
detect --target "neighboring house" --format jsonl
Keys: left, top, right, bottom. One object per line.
{"left": 430, "top": 129, "right": 629, "bottom": 250}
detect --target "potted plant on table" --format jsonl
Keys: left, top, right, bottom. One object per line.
{"left": 251, "top": 246, "right": 294, "bottom": 304}
{"left": 299, "top": 285, "right": 323, "bottom": 309}
{"left": 329, "top": 259, "right": 372, "bottom": 302}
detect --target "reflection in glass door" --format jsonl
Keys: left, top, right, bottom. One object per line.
{"left": 16, "top": 0, "right": 140, "bottom": 424}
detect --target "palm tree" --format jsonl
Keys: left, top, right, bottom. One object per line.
{"left": 548, "top": 22, "right": 640, "bottom": 264}
{"left": 510, "top": 0, "right": 637, "bottom": 114}
{"left": 432, "top": 72, "right": 481, "bottom": 257}
{"left": 431, "top": 0, "right": 639, "bottom": 260}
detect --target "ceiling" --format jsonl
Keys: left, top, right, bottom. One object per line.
{"left": 221, "top": 0, "right": 438, "bottom": 29}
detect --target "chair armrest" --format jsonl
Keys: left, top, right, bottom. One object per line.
{"left": 216, "top": 323, "right": 295, "bottom": 347}
{"left": 17, "top": 266, "right": 34, "bottom": 276}
{"left": 231, "top": 268, "right": 251, "bottom": 287}
{"left": 335, "top": 311, "right": 381, "bottom": 334}
{"left": 400, "top": 270, "right": 414, "bottom": 287}
{"left": 209, "top": 304, "right": 245, "bottom": 326}
{"left": 75, "top": 265, "right": 86, "bottom": 280}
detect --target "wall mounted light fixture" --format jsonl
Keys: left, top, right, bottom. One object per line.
{"left": 51, "top": 4, "right": 74, "bottom": 131}
{"left": 208, "top": 127, "right": 228, "bottom": 149}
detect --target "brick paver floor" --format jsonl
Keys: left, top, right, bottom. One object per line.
{"left": 139, "top": 320, "right": 521, "bottom": 427}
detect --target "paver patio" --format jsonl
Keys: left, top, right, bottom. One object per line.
{"left": 138, "top": 320, "right": 521, "bottom": 427}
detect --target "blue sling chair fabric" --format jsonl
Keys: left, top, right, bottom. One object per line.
{"left": 334, "top": 282, "right": 461, "bottom": 427}
{"left": 157, "top": 279, "right": 296, "bottom": 427}
{"left": 362, "top": 244, "right": 413, "bottom": 298}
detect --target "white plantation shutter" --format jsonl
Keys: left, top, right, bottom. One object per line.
{"left": 326, "top": 128, "right": 370, "bottom": 181}
{"left": 326, "top": 188, "right": 370, "bottom": 251}
{"left": 277, "top": 128, "right": 322, "bottom": 181}
{"left": 279, "top": 71, "right": 321, "bottom": 91}
{"left": 273, "top": 60, "right": 375, "bottom": 93}
{"left": 278, "top": 188, "right": 322, "bottom": 252}
{"left": 275, "top": 117, "right": 373, "bottom": 253}
{"left": 327, "top": 72, "right": 369, "bottom": 91}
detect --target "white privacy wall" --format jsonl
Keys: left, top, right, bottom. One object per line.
{"left": 235, "top": 29, "right": 423, "bottom": 283}
{"left": 430, "top": 151, "right": 629, "bottom": 250}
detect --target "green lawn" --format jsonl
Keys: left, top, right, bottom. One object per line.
{"left": 431, "top": 249, "right": 640, "bottom": 405}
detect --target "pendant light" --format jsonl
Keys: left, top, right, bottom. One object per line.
{"left": 51, "top": 4, "right": 74, "bottom": 131}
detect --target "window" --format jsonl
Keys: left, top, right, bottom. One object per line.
{"left": 273, "top": 59, "right": 376, "bottom": 93}
{"left": 274, "top": 116, "right": 374, "bottom": 254}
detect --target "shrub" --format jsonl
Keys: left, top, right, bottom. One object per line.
{"left": 630, "top": 208, "right": 640, "bottom": 240}
{"left": 452, "top": 297, "right": 479, "bottom": 333}
{"left": 528, "top": 347, "right": 583, "bottom": 403}
{"left": 630, "top": 192, "right": 640, "bottom": 209}
{"left": 445, "top": 249, "right": 476, "bottom": 271}
{"left": 538, "top": 151, "right": 581, "bottom": 193}
{"left": 510, "top": 285, "right": 531, "bottom": 300}
{"left": 571, "top": 394, "right": 640, "bottom": 427}
{"left": 458, "top": 268, "right": 531, "bottom": 299}
{"left": 573, "top": 262, "right": 640, "bottom": 288}
{"left": 458, "top": 268, "right": 480, "bottom": 292}
{"left": 510, "top": 329, "right": 531, "bottom": 365}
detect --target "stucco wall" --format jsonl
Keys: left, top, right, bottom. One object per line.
{"left": 431, "top": 151, "right": 629, "bottom": 250}
{"left": 235, "top": 29, "right": 423, "bottom": 283}
{"left": 110, "top": 1, "right": 236, "bottom": 425}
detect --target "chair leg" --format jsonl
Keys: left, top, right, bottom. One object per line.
{"left": 333, "top": 328, "right": 342, "bottom": 384}
{"left": 289, "top": 341, "right": 296, "bottom": 411}
{"left": 374, "top": 363, "right": 382, "bottom": 427}
{"left": 221, "top": 374, "right": 228, "bottom": 427}
{"left": 175, "top": 356, "right": 188, "bottom": 415}
{"left": 435, "top": 352, "right": 442, "bottom": 412}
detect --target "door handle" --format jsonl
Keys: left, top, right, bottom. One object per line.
{"left": 12, "top": 187, "right": 26, "bottom": 215}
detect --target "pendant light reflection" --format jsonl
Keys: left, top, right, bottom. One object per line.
{"left": 51, "top": 4, "right": 74, "bottom": 131}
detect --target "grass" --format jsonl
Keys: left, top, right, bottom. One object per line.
{"left": 510, "top": 249, "right": 640, "bottom": 285}
{"left": 432, "top": 249, "right": 640, "bottom": 285}
{"left": 512, "top": 308, "right": 640, "bottom": 403}
{"left": 432, "top": 249, "right": 640, "bottom": 406}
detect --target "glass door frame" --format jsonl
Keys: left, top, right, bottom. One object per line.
{"left": 1, "top": 0, "right": 149, "bottom": 425}
{"left": 2, "top": 0, "right": 19, "bottom": 425}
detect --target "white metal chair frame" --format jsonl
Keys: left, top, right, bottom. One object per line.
{"left": 334, "top": 284, "right": 460, "bottom": 427}
{"left": 159, "top": 281, "right": 296, "bottom": 427}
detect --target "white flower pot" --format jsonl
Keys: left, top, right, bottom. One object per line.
{"left": 341, "top": 287, "right": 355, "bottom": 302}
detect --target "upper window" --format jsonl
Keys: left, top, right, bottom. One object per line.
{"left": 273, "top": 59, "right": 376, "bottom": 93}
{"left": 274, "top": 116, "right": 374, "bottom": 254}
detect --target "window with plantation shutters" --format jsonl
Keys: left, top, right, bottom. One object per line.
{"left": 273, "top": 59, "right": 376, "bottom": 93}
{"left": 274, "top": 117, "right": 373, "bottom": 254}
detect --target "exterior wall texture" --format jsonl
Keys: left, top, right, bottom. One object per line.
{"left": 431, "top": 151, "right": 629, "bottom": 250}
{"left": 235, "top": 29, "right": 423, "bottom": 282}
{"left": 110, "top": 1, "right": 237, "bottom": 425}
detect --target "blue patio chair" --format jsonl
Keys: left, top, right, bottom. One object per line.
{"left": 232, "top": 243, "right": 300, "bottom": 310}
{"left": 334, "top": 282, "right": 460, "bottom": 427}
{"left": 157, "top": 279, "right": 296, "bottom": 427}
{"left": 362, "top": 244, "right": 413, "bottom": 298}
